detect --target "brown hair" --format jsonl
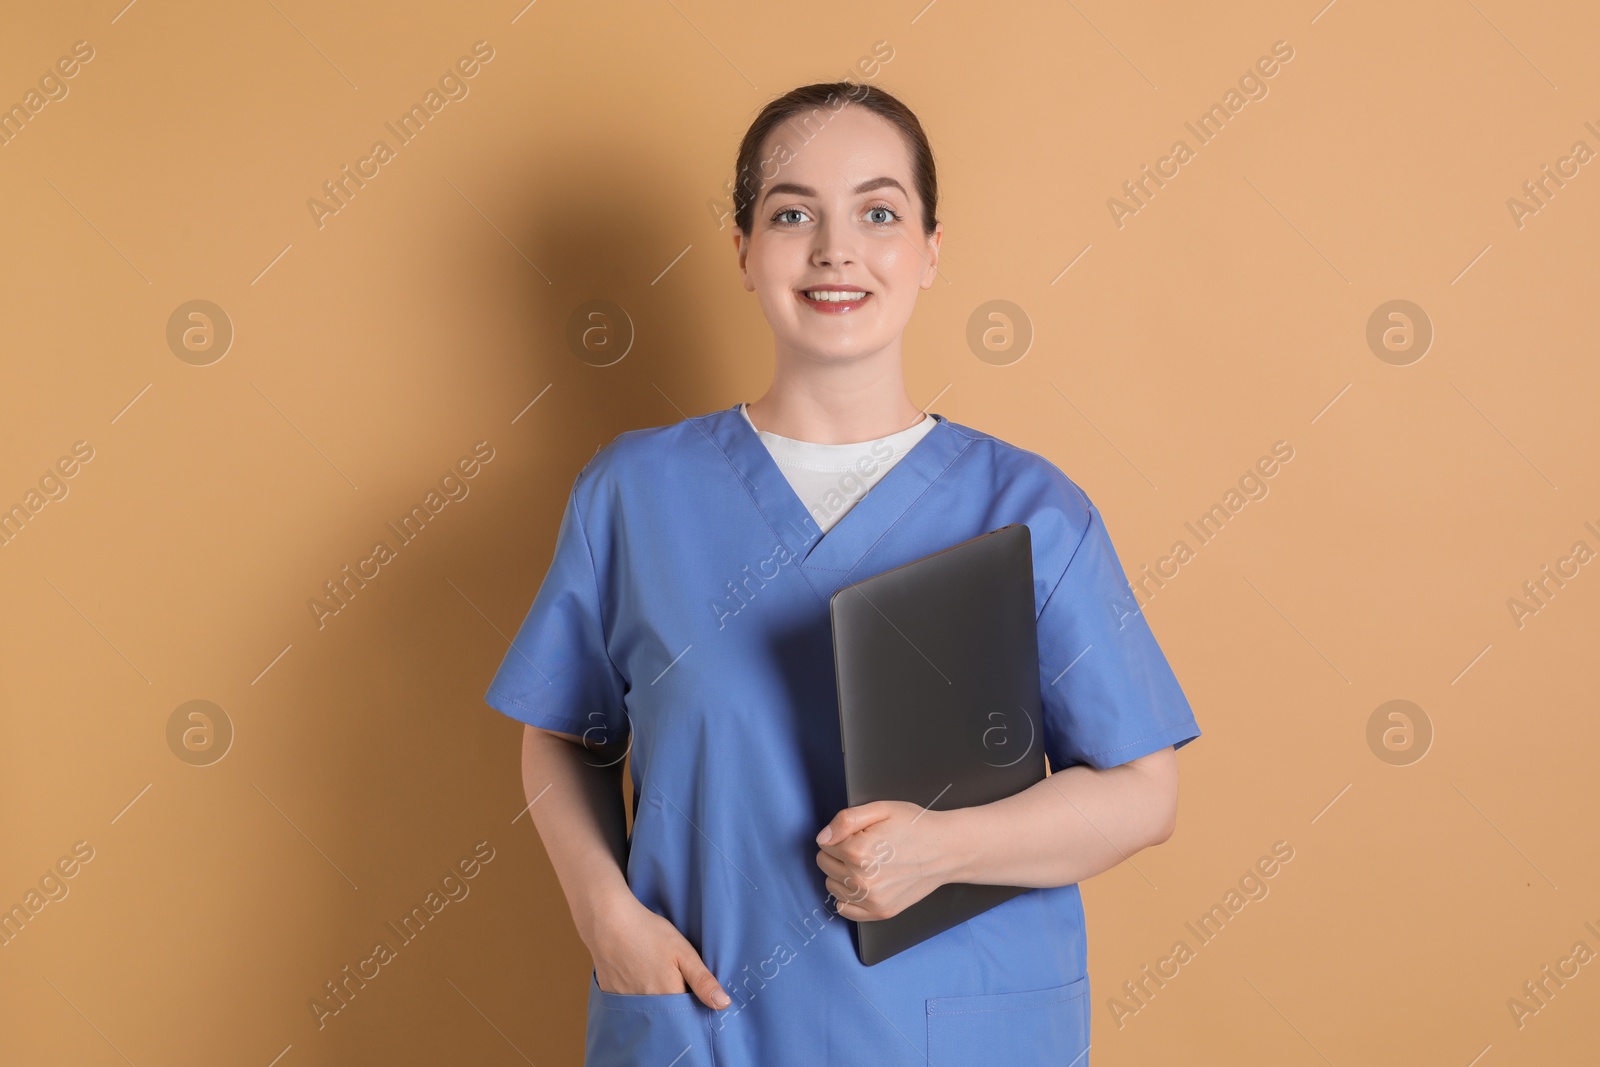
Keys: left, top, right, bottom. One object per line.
{"left": 732, "top": 81, "right": 939, "bottom": 238}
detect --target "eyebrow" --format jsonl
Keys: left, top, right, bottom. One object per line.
{"left": 760, "top": 176, "right": 908, "bottom": 207}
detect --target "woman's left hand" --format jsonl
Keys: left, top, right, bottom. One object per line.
{"left": 814, "top": 801, "right": 960, "bottom": 921}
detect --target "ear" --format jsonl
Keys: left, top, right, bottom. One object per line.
{"left": 732, "top": 228, "right": 755, "bottom": 292}
{"left": 919, "top": 222, "right": 943, "bottom": 289}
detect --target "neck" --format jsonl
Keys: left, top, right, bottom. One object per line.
{"left": 747, "top": 347, "right": 926, "bottom": 444}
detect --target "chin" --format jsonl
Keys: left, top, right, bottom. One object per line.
{"left": 792, "top": 338, "right": 887, "bottom": 365}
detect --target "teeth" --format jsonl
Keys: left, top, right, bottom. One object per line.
{"left": 804, "top": 290, "right": 867, "bottom": 302}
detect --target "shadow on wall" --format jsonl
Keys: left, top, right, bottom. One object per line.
{"left": 230, "top": 149, "right": 739, "bottom": 1061}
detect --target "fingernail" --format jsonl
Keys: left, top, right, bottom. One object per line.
{"left": 816, "top": 827, "right": 832, "bottom": 844}
{"left": 714, "top": 990, "right": 731, "bottom": 1008}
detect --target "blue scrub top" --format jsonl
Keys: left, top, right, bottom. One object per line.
{"left": 485, "top": 403, "right": 1200, "bottom": 1067}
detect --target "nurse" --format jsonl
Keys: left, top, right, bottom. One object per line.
{"left": 485, "top": 80, "right": 1200, "bottom": 1066}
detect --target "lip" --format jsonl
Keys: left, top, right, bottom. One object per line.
{"left": 796, "top": 287, "right": 872, "bottom": 314}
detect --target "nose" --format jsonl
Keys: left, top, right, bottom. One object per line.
{"left": 811, "top": 213, "right": 857, "bottom": 268}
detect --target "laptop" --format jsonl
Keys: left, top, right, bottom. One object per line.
{"left": 828, "top": 523, "right": 1047, "bottom": 966}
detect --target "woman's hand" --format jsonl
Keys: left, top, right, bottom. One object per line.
{"left": 587, "top": 893, "right": 732, "bottom": 1010}
{"left": 814, "top": 801, "right": 960, "bottom": 921}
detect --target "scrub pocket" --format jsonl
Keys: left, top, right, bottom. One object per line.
{"left": 926, "top": 975, "right": 1091, "bottom": 1066}
{"left": 585, "top": 969, "right": 714, "bottom": 1066}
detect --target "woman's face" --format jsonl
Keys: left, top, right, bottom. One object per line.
{"left": 734, "top": 104, "right": 942, "bottom": 368}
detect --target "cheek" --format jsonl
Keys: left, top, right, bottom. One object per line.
{"left": 869, "top": 243, "right": 919, "bottom": 282}
{"left": 750, "top": 241, "right": 808, "bottom": 285}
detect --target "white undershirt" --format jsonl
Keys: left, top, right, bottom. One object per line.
{"left": 741, "top": 403, "right": 937, "bottom": 535}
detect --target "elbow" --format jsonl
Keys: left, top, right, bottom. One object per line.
{"left": 1148, "top": 783, "right": 1179, "bottom": 845}
{"left": 1127, "top": 747, "right": 1179, "bottom": 847}
{"left": 1149, "top": 777, "right": 1180, "bottom": 845}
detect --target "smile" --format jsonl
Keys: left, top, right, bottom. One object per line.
{"left": 797, "top": 289, "right": 872, "bottom": 313}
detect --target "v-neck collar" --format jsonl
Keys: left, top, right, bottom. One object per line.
{"left": 702, "top": 402, "right": 969, "bottom": 592}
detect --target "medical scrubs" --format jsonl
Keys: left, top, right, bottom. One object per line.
{"left": 737, "top": 401, "right": 937, "bottom": 533}
{"left": 484, "top": 402, "right": 1200, "bottom": 1066}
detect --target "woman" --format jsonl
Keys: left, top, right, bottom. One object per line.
{"left": 485, "top": 81, "right": 1200, "bottom": 1066}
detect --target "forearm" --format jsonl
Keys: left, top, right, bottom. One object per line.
{"left": 940, "top": 748, "right": 1178, "bottom": 890}
{"left": 520, "top": 725, "right": 636, "bottom": 951}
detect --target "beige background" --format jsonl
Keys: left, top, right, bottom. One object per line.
{"left": 2, "top": 0, "right": 1597, "bottom": 1063}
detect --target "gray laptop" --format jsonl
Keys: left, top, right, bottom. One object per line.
{"left": 829, "top": 523, "right": 1047, "bottom": 966}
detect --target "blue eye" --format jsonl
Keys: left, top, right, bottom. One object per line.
{"left": 769, "top": 205, "right": 904, "bottom": 227}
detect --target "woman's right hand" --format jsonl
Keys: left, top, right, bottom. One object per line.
{"left": 588, "top": 895, "right": 732, "bottom": 1010}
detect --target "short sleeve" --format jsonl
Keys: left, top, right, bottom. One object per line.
{"left": 483, "top": 481, "right": 629, "bottom": 747}
{"left": 1037, "top": 501, "right": 1199, "bottom": 771}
